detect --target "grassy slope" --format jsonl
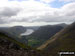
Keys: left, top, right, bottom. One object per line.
{"left": 38, "top": 22, "right": 75, "bottom": 56}
{"left": 27, "top": 25, "right": 63, "bottom": 48}
{"left": 0, "top": 32, "right": 44, "bottom": 56}
{"left": 0, "top": 32, "right": 31, "bottom": 49}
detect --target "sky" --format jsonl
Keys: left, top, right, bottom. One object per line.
{"left": 0, "top": 0, "right": 75, "bottom": 27}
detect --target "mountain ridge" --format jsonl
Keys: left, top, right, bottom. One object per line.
{"left": 27, "top": 25, "right": 64, "bottom": 47}
{"left": 37, "top": 22, "right": 75, "bottom": 56}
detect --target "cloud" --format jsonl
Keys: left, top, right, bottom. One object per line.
{"left": 0, "top": 7, "right": 20, "bottom": 17}
{"left": 40, "top": 0, "right": 55, "bottom": 3}
{"left": 0, "top": 6, "right": 21, "bottom": 24}
{"left": 0, "top": 0, "right": 75, "bottom": 26}
{"left": 9, "top": 0, "right": 55, "bottom": 3}
{"left": 59, "top": 0, "right": 75, "bottom": 2}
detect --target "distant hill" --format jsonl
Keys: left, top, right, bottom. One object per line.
{"left": 26, "top": 26, "right": 40, "bottom": 31}
{"left": 8, "top": 26, "right": 26, "bottom": 37}
{"left": 27, "top": 25, "right": 64, "bottom": 47}
{"left": 0, "top": 27, "right": 28, "bottom": 45}
{"left": 56, "top": 23, "right": 67, "bottom": 27}
{"left": 0, "top": 26, "right": 39, "bottom": 37}
{"left": 38, "top": 22, "right": 75, "bottom": 56}
{"left": 0, "top": 26, "right": 26, "bottom": 37}
{"left": 0, "top": 31, "right": 42, "bottom": 56}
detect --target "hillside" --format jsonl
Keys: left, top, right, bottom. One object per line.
{"left": 26, "top": 26, "right": 40, "bottom": 31}
{"left": 38, "top": 22, "right": 75, "bottom": 56}
{"left": 27, "top": 25, "right": 63, "bottom": 47}
{"left": 0, "top": 31, "right": 42, "bottom": 56}
{"left": 7, "top": 26, "right": 26, "bottom": 37}
{"left": 56, "top": 23, "right": 67, "bottom": 27}
{"left": 0, "top": 26, "right": 28, "bottom": 44}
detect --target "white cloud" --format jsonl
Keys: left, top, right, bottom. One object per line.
{"left": 59, "top": 0, "right": 75, "bottom": 2}
{"left": 0, "top": 0, "right": 75, "bottom": 26}
{"left": 40, "top": 0, "right": 55, "bottom": 3}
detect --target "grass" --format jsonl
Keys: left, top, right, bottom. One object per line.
{"left": 0, "top": 32, "right": 31, "bottom": 49}
{"left": 28, "top": 39, "right": 40, "bottom": 47}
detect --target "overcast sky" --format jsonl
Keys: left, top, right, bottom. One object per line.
{"left": 0, "top": 0, "right": 75, "bottom": 27}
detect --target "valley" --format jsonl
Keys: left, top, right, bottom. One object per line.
{"left": 0, "top": 23, "right": 75, "bottom": 56}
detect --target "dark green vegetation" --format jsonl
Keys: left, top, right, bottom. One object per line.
{"left": 28, "top": 38, "right": 40, "bottom": 47}
{"left": 27, "top": 25, "right": 63, "bottom": 47}
{"left": 0, "top": 31, "right": 42, "bottom": 56}
{"left": 38, "top": 22, "right": 75, "bottom": 56}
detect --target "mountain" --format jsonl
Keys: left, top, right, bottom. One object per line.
{"left": 0, "top": 26, "right": 28, "bottom": 44}
{"left": 27, "top": 25, "right": 64, "bottom": 47}
{"left": 0, "top": 26, "right": 40, "bottom": 46}
{"left": 8, "top": 26, "right": 26, "bottom": 37}
{"left": 38, "top": 22, "right": 75, "bottom": 56}
{"left": 0, "top": 31, "right": 42, "bottom": 56}
{"left": 0, "top": 26, "right": 26, "bottom": 37}
{"left": 26, "top": 26, "right": 40, "bottom": 31}
{"left": 56, "top": 23, "right": 67, "bottom": 27}
{"left": 0, "top": 26, "right": 40, "bottom": 37}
